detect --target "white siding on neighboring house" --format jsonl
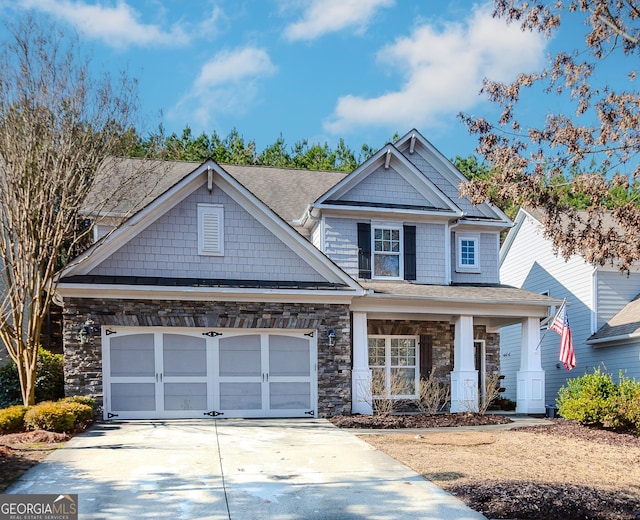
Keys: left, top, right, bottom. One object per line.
{"left": 338, "top": 165, "right": 440, "bottom": 208}
{"left": 595, "top": 270, "right": 640, "bottom": 328}
{"left": 89, "top": 184, "right": 328, "bottom": 283}
{"left": 451, "top": 232, "right": 500, "bottom": 284}
{"left": 500, "top": 210, "right": 601, "bottom": 404}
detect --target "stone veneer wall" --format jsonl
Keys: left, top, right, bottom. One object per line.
{"left": 367, "top": 320, "right": 454, "bottom": 381}
{"left": 367, "top": 319, "right": 500, "bottom": 381}
{"left": 62, "top": 298, "right": 352, "bottom": 417}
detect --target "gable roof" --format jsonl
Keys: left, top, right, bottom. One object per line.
{"left": 222, "top": 165, "right": 346, "bottom": 222}
{"left": 314, "top": 143, "right": 463, "bottom": 217}
{"left": 395, "top": 129, "right": 512, "bottom": 224}
{"left": 60, "top": 158, "right": 363, "bottom": 294}
{"left": 84, "top": 157, "right": 347, "bottom": 224}
{"left": 587, "top": 293, "right": 640, "bottom": 345}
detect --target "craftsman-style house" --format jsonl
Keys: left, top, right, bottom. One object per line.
{"left": 55, "top": 129, "right": 557, "bottom": 419}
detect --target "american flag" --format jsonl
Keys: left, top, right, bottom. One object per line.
{"left": 550, "top": 303, "right": 576, "bottom": 371}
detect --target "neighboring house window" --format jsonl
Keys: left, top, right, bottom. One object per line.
{"left": 198, "top": 204, "right": 224, "bottom": 256}
{"left": 368, "top": 335, "right": 419, "bottom": 398}
{"left": 357, "top": 223, "right": 416, "bottom": 280}
{"left": 456, "top": 234, "right": 479, "bottom": 272}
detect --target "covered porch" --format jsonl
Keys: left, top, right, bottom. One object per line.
{"left": 350, "top": 281, "right": 558, "bottom": 414}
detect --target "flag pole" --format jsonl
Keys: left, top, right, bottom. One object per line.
{"left": 535, "top": 298, "right": 566, "bottom": 351}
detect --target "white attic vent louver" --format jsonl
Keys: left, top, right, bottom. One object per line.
{"left": 198, "top": 204, "right": 224, "bottom": 256}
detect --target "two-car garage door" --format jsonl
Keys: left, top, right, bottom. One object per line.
{"left": 102, "top": 328, "right": 317, "bottom": 419}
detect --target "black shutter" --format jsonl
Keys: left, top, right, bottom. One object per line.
{"left": 357, "top": 223, "right": 371, "bottom": 279}
{"left": 420, "top": 335, "right": 433, "bottom": 380}
{"left": 404, "top": 225, "right": 416, "bottom": 281}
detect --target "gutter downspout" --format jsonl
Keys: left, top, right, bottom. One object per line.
{"left": 591, "top": 266, "right": 598, "bottom": 335}
{"left": 292, "top": 204, "right": 323, "bottom": 247}
{"left": 446, "top": 218, "right": 461, "bottom": 285}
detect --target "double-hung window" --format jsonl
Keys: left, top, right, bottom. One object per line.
{"left": 456, "top": 233, "right": 479, "bottom": 272}
{"left": 357, "top": 222, "right": 416, "bottom": 280}
{"left": 368, "top": 335, "right": 419, "bottom": 398}
{"left": 373, "top": 226, "right": 402, "bottom": 278}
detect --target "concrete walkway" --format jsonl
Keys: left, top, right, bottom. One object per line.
{"left": 6, "top": 419, "right": 485, "bottom": 519}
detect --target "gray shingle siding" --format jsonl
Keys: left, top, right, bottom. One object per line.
{"left": 89, "top": 184, "right": 327, "bottom": 283}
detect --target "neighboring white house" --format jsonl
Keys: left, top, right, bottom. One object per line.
{"left": 500, "top": 207, "right": 640, "bottom": 406}
{"left": 54, "top": 130, "right": 558, "bottom": 420}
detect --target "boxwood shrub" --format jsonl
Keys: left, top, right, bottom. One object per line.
{"left": 557, "top": 368, "right": 640, "bottom": 433}
{"left": 0, "top": 405, "right": 28, "bottom": 434}
{"left": 24, "top": 401, "right": 76, "bottom": 433}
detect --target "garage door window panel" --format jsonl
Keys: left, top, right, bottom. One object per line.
{"left": 110, "top": 334, "right": 155, "bottom": 377}
{"left": 219, "top": 335, "right": 261, "bottom": 377}
{"left": 269, "top": 335, "right": 310, "bottom": 377}
{"left": 163, "top": 334, "right": 207, "bottom": 377}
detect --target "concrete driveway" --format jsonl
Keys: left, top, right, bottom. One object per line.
{"left": 6, "top": 419, "right": 485, "bottom": 519}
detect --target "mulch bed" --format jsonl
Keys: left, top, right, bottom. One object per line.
{"left": 334, "top": 415, "right": 640, "bottom": 519}
{"left": 451, "top": 480, "right": 640, "bottom": 520}
{"left": 329, "top": 412, "right": 512, "bottom": 429}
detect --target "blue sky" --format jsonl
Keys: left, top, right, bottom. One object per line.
{"left": 0, "top": 0, "right": 597, "bottom": 160}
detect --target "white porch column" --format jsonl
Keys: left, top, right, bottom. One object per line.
{"left": 450, "top": 315, "right": 478, "bottom": 413}
{"left": 351, "top": 311, "right": 372, "bottom": 415}
{"left": 516, "top": 317, "right": 546, "bottom": 414}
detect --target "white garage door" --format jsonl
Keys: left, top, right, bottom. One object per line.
{"left": 102, "top": 328, "right": 317, "bottom": 420}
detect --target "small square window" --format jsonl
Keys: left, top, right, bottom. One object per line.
{"left": 456, "top": 234, "right": 479, "bottom": 272}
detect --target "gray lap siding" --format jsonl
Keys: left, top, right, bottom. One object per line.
{"left": 62, "top": 298, "right": 352, "bottom": 417}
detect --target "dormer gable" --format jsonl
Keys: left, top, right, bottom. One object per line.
{"left": 395, "top": 129, "right": 511, "bottom": 224}
{"left": 314, "top": 144, "right": 462, "bottom": 219}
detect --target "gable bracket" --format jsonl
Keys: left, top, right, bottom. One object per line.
{"left": 384, "top": 149, "right": 391, "bottom": 169}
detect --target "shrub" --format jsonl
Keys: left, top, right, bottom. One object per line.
{"left": 494, "top": 397, "right": 516, "bottom": 411}
{"left": 24, "top": 401, "right": 75, "bottom": 432}
{"left": 60, "top": 395, "right": 95, "bottom": 409}
{"left": 415, "top": 372, "right": 450, "bottom": 414}
{"left": 0, "top": 347, "right": 64, "bottom": 408}
{"left": 0, "top": 405, "right": 28, "bottom": 434}
{"left": 557, "top": 368, "right": 617, "bottom": 426}
{"left": 608, "top": 374, "right": 640, "bottom": 433}
{"left": 0, "top": 362, "right": 22, "bottom": 408}
{"left": 58, "top": 400, "right": 93, "bottom": 423}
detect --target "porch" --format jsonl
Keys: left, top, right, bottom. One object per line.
{"left": 350, "top": 281, "right": 558, "bottom": 414}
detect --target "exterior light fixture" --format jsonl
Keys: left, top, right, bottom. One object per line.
{"left": 327, "top": 329, "right": 336, "bottom": 347}
{"left": 79, "top": 320, "right": 95, "bottom": 344}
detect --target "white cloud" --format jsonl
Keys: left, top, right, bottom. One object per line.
{"left": 324, "top": 4, "right": 547, "bottom": 134}
{"left": 172, "top": 47, "right": 277, "bottom": 129}
{"left": 19, "top": 0, "right": 190, "bottom": 48}
{"left": 284, "top": 0, "right": 394, "bottom": 41}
